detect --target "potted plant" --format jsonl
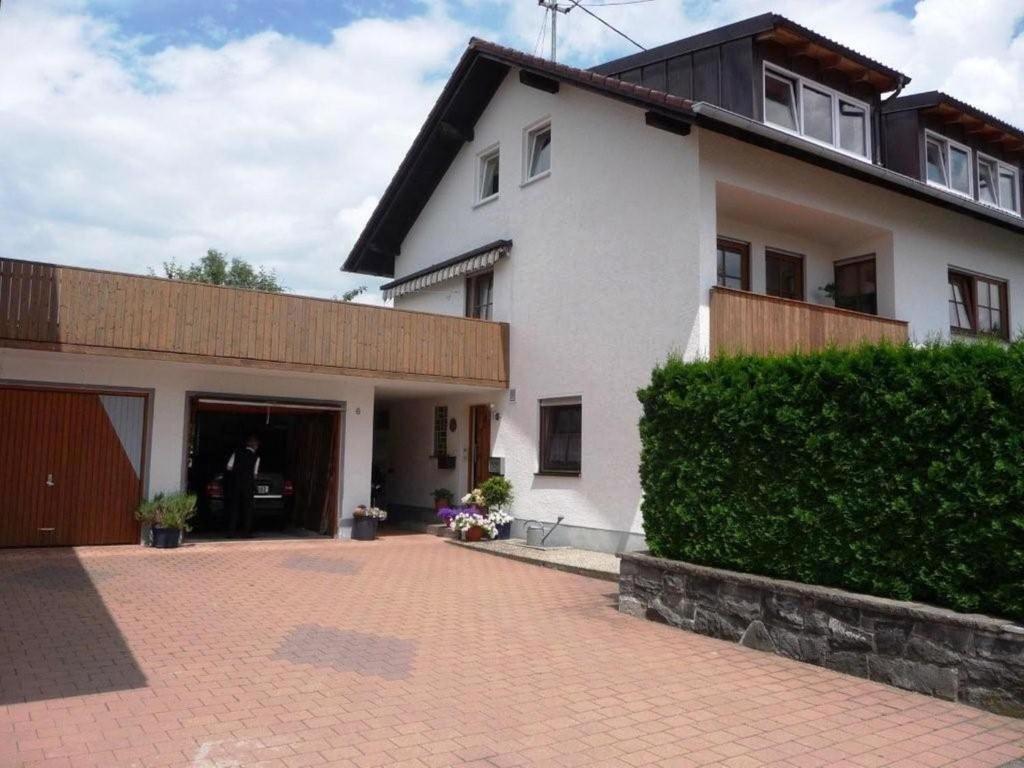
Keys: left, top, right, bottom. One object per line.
{"left": 479, "top": 477, "right": 514, "bottom": 539}
{"left": 452, "top": 510, "right": 497, "bottom": 542}
{"left": 135, "top": 492, "right": 197, "bottom": 549}
{"left": 432, "top": 488, "right": 454, "bottom": 513}
{"left": 352, "top": 506, "right": 387, "bottom": 541}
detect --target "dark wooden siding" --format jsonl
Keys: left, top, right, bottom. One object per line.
{"left": 882, "top": 110, "right": 923, "bottom": 180}
{"left": 608, "top": 38, "right": 757, "bottom": 118}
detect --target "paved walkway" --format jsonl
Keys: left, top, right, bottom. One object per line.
{"left": 0, "top": 535, "right": 1022, "bottom": 768}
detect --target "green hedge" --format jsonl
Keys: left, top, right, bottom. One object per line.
{"left": 638, "top": 342, "right": 1024, "bottom": 621}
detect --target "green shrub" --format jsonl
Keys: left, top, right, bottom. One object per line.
{"left": 135, "top": 492, "right": 197, "bottom": 531}
{"left": 479, "top": 476, "right": 514, "bottom": 510}
{"left": 637, "top": 341, "right": 1024, "bottom": 621}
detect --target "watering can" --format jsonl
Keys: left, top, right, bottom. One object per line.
{"left": 524, "top": 516, "right": 564, "bottom": 548}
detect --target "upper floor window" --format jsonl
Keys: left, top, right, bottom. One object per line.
{"left": 763, "top": 65, "right": 870, "bottom": 160}
{"left": 833, "top": 256, "right": 877, "bottom": 315}
{"left": 466, "top": 271, "right": 493, "bottom": 320}
{"left": 949, "top": 269, "right": 1008, "bottom": 340}
{"left": 978, "top": 154, "right": 1020, "bottom": 215}
{"left": 926, "top": 132, "right": 972, "bottom": 197}
{"left": 765, "top": 249, "right": 805, "bottom": 301}
{"left": 477, "top": 146, "right": 499, "bottom": 203}
{"left": 526, "top": 123, "right": 551, "bottom": 181}
{"left": 716, "top": 238, "right": 750, "bottom": 290}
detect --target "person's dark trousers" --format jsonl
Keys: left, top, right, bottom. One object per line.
{"left": 228, "top": 490, "right": 256, "bottom": 537}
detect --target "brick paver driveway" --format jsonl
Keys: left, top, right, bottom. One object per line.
{"left": 1, "top": 535, "right": 1022, "bottom": 768}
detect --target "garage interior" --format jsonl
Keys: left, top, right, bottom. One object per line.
{"left": 186, "top": 396, "right": 342, "bottom": 538}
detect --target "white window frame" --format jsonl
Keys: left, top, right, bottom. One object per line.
{"left": 523, "top": 118, "right": 552, "bottom": 185}
{"left": 977, "top": 151, "right": 1021, "bottom": 216}
{"left": 925, "top": 130, "right": 973, "bottom": 199}
{"left": 475, "top": 143, "right": 500, "bottom": 206}
{"left": 762, "top": 62, "right": 872, "bottom": 162}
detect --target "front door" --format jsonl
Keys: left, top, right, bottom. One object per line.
{"left": 469, "top": 405, "right": 491, "bottom": 491}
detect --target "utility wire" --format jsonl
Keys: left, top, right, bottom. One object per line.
{"left": 581, "top": 0, "right": 657, "bottom": 6}
{"left": 534, "top": 6, "right": 550, "bottom": 55}
{"left": 564, "top": 0, "right": 646, "bottom": 51}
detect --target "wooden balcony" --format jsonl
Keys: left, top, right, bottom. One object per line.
{"left": 710, "top": 286, "right": 908, "bottom": 357}
{"left": 0, "top": 258, "right": 509, "bottom": 388}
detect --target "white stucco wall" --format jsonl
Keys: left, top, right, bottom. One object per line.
{"left": 0, "top": 348, "right": 375, "bottom": 538}
{"left": 390, "top": 73, "right": 703, "bottom": 543}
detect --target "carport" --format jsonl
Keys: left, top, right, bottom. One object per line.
{"left": 186, "top": 395, "right": 343, "bottom": 537}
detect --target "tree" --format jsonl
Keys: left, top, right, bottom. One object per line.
{"left": 158, "top": 250, "right": 284, "bottom": 292}
{"left": 337, "top": 285, "right": 367, "bottom": 302}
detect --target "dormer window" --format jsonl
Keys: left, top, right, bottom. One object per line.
{"left": 978, "top": 154, "right": 1020, "bottom": 215}
{"left": 762, "top": 65, "right": 871, "bottom": 160}
{"left": 926, "top": 132, "right": 971, "bottom": 197}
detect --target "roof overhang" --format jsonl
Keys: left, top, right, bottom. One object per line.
{"left": 884, "top": 91, "right": 1024, "bottom": 157}
{"left": 592, "top": 13, "right": 908, "bottom": 93}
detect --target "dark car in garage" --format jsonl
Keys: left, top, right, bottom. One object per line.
{"left": 202, "top": 472, "right": 295, "bottom": 530}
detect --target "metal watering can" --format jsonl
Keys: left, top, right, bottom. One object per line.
{"left": 524, "top": 516, "right": 564, "bottom": 548}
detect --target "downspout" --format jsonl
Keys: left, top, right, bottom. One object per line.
{"left": 878, "top": 74, "right": 909, "bottom": 167}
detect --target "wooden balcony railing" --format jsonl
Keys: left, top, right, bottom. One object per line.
{"left": 710, "top": 286, "right": 908, "bottom": 357}
{"left": 0, "top": 258, "right": 509, "bottom": 388}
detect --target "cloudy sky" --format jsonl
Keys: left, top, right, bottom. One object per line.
{"left": 2, "top": 0, "right": 1023, "bottom": 300}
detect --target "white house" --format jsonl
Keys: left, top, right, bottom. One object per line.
{"left": 343, "top": 14, "right": 1024, "bottom": 551}
{"left": 3, "top": 13, "right": 1022, "bottom": 552}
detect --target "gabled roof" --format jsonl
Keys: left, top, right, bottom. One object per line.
{"left": 344, "top": 28, "right": 1021, "bottom": 278}
{"left": 592, "top": 13, "right": 908, "bottom": 93}
{"left": 884, "top": 91, "right": 1024, "bottom": 155}
{"left": 343, "top": 39, "right": 697, "bottom": 276}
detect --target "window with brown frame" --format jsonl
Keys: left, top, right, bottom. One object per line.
{"left": 432, "top": 405, "right": 448, "bottom": 457}
{"left": 717, "top": 238, "right": 750, "bottom": 290}
{"left": 949, "top": 269, "right": 1009, "bottom": 339}
{"left": 765, "top": 250, "right": 804, "bottom": 300}
{"left": 833, "top": 256, "right": 877, "bottom": 315}
{"left": 465, "top": 271, "right": 494, "bottom": 320}
{"left": 539, "top": 398, "right": 581, "bottom": 475}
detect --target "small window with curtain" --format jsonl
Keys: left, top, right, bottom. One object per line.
{"left": 833, "top": 256, "right": 877, "bottom": 315}
{"left": 717, "top": 238, "right": 750, "bottom": 290}
{"left": 539, "top": 397, "right": 581, "bottom": 475}
{"left": 433, "top": 405, "right": 448, "bottom": 457}
{"left": 465, "top": 271, "right": 494, "bottom": 320}
{"left": 949, "top": 269, "right": 1009, "bottom": 340}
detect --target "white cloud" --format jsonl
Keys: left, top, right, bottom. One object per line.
{"left": 0, "top": 1, "right": 470, "bottom": 298}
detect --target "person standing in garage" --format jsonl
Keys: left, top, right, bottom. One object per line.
{"left": 226, "top": 434, "right": 261, "bottom": 538}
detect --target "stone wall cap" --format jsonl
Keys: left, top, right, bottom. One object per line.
{"left": 620, "top": 551, "right": 1022, "bottom": 634}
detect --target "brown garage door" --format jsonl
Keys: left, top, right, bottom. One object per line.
{"left": 0, "top": 387, "right": 147, "bottom": 547}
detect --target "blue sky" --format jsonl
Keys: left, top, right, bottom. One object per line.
{"left": 2, "top": 1, "right": 1022, "bottom": 299}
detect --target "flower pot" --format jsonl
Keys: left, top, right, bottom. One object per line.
{"left": 496, "top": 522, "right": 512, "bottom": 540}
{"left": 465, "top": 526, "right": 486, "bottom": 542}
{"left": 151, "top": 526, "right": 182, "bottom": 549}
{"left": 352, "top": 516, "right": 378, "bottom": 541}
{"left": 434, "top": 498, "right": 451, "bottom": 512}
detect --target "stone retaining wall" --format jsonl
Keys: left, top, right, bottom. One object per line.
{"left": 619, "top": 553, "right": 1024, "bottom": 717}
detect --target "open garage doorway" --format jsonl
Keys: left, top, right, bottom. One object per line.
{"left": 185, "top": 395, "right": 342, "bottom": 538}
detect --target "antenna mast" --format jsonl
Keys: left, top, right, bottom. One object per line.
{"left": 537, "top": 0, "right": 572, "bottom": 62}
